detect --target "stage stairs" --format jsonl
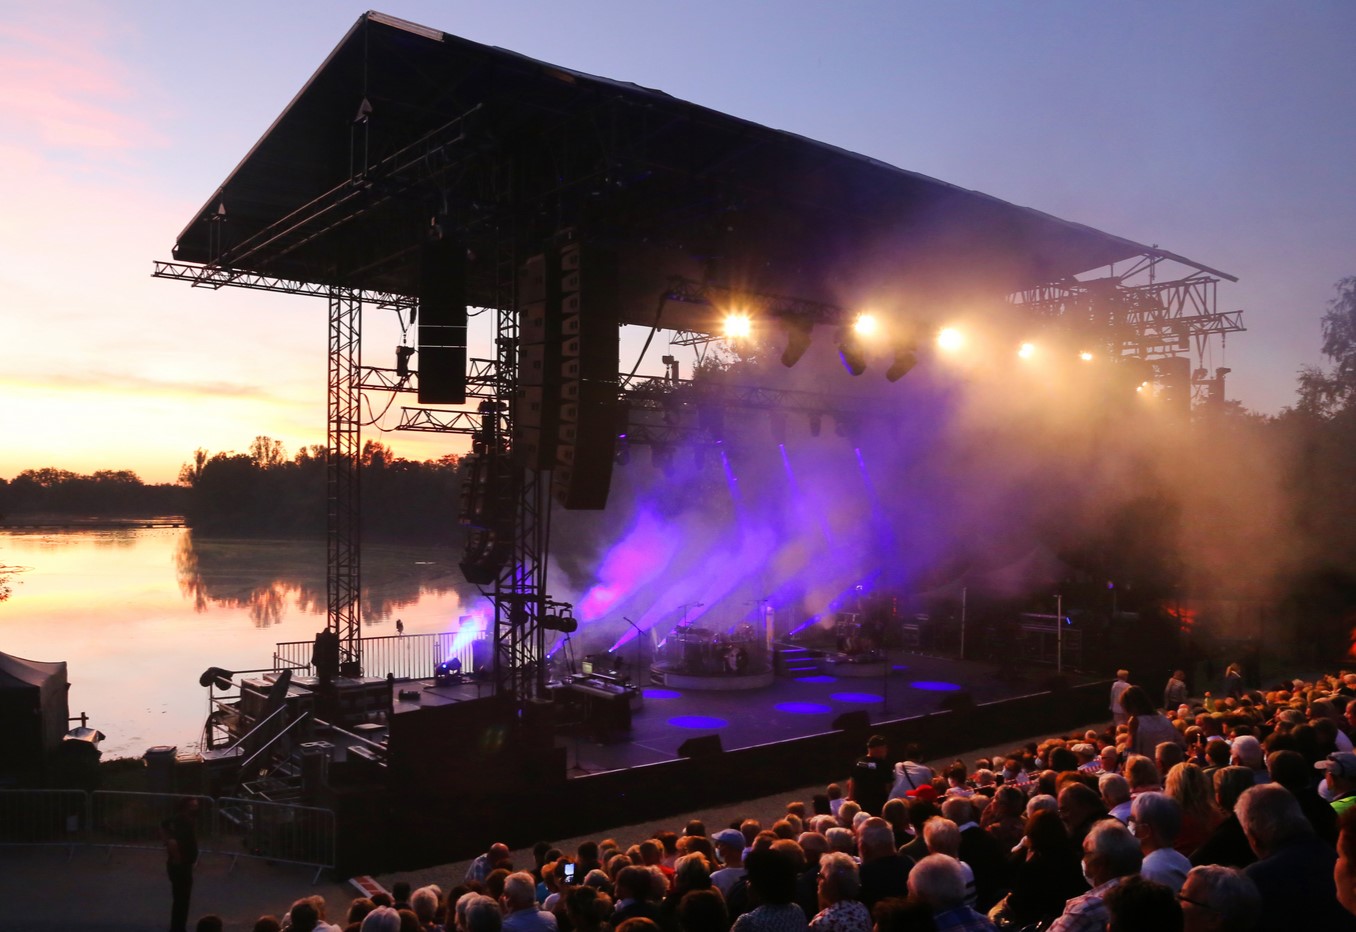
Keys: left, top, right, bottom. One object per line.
{"left": 775, "top": 645, "right": 821, "bottom": 679}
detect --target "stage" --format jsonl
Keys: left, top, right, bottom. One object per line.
{"left": 552, "top": 650, "right": 1095, "bottom": 775}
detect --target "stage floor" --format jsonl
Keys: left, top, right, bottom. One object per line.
{"left": 557, "top": 651, "right": 1093, "bottom": 775}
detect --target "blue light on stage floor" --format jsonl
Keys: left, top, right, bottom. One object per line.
{"left": 798, "top": 675, "right": 837, "bottom": 684}
{"left": 831, "top": 692, "right": 883, "bottom": 704}
{"left": 669, "top": 715, "right": 728, "bottom": 729}
{"left": 645, "top": 688, "right": 683, "bottom": 700}
{"left": 910, "top": 680, "right": 963, "bottom": 692}
{"left": 892, "top": 664, "right": 910, "bottom": 671}
{"left": 777, "top": 702, "right": 832, "bottom": 715}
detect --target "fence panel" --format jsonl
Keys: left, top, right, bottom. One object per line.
{"left": 0, "top": 789, "right": 88, "bottom": 848}
{"left": 89, "top": 791, "right": 215, "bottom": 853}
{"left": 215, "top": 797, "right": 335, "bottom": 875}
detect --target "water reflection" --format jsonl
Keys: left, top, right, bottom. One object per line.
{"left": 173, "top": 533, "right": 468, "bottom": 628}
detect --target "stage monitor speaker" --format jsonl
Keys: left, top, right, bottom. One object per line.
{"left": 677, "top": 734, "right": 724, "bottom": 758}
{"left": 832, "top": 710, "right": 871, "bottom": 732}
{"left": 418, "top": 235, "right": 468, "bottom": 404}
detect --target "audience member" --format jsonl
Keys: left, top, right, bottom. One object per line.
{"left": 1178, "top": 865, "right": 1259, "bottom": 932}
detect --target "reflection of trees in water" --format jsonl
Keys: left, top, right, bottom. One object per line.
{"left": 174, "top": 532, "right": 469, "bottom": 626}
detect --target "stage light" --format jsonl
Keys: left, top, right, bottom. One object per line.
{"left": 723, "top": 313, "right": 752, "bottom": 339}
{"left": 937, "top": 328, "right": 964, "bottom": 352}
{"left": 542, "top": 614, "right": 578, "bottom": 634}
{"left": 852, "top": 313, "right": 880, "bottom": 338}
{"left": 781, "top": 319, "right": 813, "bottom": 368}
{"left": 434, "top": 658, "right": 462, "bottom": 686}
{"left": 838, "top": 344, "right": 867, "bottom": 376}
{"left": 1017, "top": 342, "right": 1036, "bottom": 360}
{"left": 1079, "top": 351, "right": 1095, "bottom": 362}
{"left": 885, "top": 348, "right": 917, "bottom": 382}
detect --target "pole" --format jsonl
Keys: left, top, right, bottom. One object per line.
{"left": 1056, "top": 593, "right": 1064, "bottom": 675}
{"left": 960, "top": 587, "right": 968, "bottom": 661}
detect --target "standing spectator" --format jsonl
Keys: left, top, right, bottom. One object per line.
{"left": 1164, "top": 671, "right": 1190, "bottom": 711}
{"left": 1111, "top": 670, "right": 1133, "bottom": 727}
{"left": 888, "top": 744, "right": 935, "bottom": 801}
{"left": 1318, "top": 752, "right": 1356, "bottom": 818}
{"left": 1123, "top": 686, "right": 1186, "bottom": 757}
{"left": 848, "top": 736, "right": 894, "bottom": 816}
{"left": 467, "top": 844, "right": 511, "bottom": 884}
{"left": 162, "top": 796, "right": 201, "bottom": 932}
{"left": 1223, "top": 664, "right": 1244, "bottom": 702}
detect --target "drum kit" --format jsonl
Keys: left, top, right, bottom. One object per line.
{"left": 668, "top": 622, "right": 757, "bottom": 674}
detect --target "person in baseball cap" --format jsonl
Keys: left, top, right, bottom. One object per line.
{"left": 1316, "top": 752, "right": 1356, "bottom": 816}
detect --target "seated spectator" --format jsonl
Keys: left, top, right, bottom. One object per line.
{"left": 1124, "top": 755, "right": 1162, "bottom": 797}
{"left": 988, "top": 809, "right": 1085, "bottom": 930}
{"left": 731, "top": 848, "right": 808, "bottom": 932}
{"left": 1267, "top": 750, "right": 1337, "bottom": 844}
{"left": 676, "top": 889, "right": 727, "bottom": 932}
{"left": 1190, "top": 767, "right": 1257, "bottom": 868}
{"left": 906, "top": 854, "right": 994, "bottom": 931}
{"left": 1057, "top": 782, "right": 1109, "bottom": 851}
{"left": 1229, "top": 736, "right": 1269, "bottom": 785}
{"left": 1048, "top": 820, "right": 1142, "bottom": 932}
{"left": 1130, "top": 792, "right": 1191, "bottom": 893}
{"left": 344, "top": 898, "right": 377, "bottom": 931}
{"left": 501, "top": 871, "right": 558, "bottom": 931}
{"left": 1178, "top": 865, "right": 1259, "bottom": 932}
{"left": 982, "top": 786, "right": 1026, "bottom": 851}
{"left": 1100, "top": 773, "right": 1133, "bottom": 824}
{"left": 921, "top": 818, "right": 976, "bottom": 908}
{"left": 941, "top": 797, "right": 1007, "bottom": 911}
{"left": 1165, "top": 763, "right": 1222, "bottom": 855}
{"left": 870, "top": 896, "right": 939, "bottom": 932}
{"left": 1236, "top": 784, "right": 1356, "bottom": 932}
{"left": 810, "top": 851, "right": 871, "bottom": 932}
{"left": 1102, "top": 875, "right": 1182, "bottom": 932}
{"left": 564, "top": 887, "right": 612, "bottom": 932}
{"left": 359, "top": 908, "right": 401, "bottom": 932}
{"left": 856, "top": 817, "right": 910, "bottom": 910}
{"left": 1318, "top": 751, "right": 1356, "bottom": 818}
{"left": 712, "top": 829, "right": 748, "bottom": 898}
{"left": 409, "top": 886, "right": 443, "bottom": 932}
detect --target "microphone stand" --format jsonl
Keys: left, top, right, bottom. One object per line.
{"left": 622, "top": 616, "right": 646, "bottom": 707}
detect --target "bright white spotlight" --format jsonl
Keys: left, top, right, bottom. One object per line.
{"left": 723, "top": 313, "right": 752, "bottom": 339}
{"left": 937, "top": 327, "right": 964, "bottom": 352}
{"left": 1017, "top": 342, "right": 1036, "bottom": 360}
{"left": 852, "top": 313, "right": 880, "bottom": 338}
{"left": 1079, "top": 351, "right": 1095, "bottom": 362}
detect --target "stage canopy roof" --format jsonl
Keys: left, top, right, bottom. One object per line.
{"left": 172, "top": 11, "right": 1230, "bottom": 330}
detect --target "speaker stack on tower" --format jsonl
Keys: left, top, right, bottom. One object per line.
{"left": 417, "top": 235, "right": 468, "bottom": 405}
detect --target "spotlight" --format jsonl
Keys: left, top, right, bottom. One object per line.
{"left": 852, "top": 313, "right": 880, "bottom": 338}
{"left": 1017, "top": 342, "right": 1036, "bottom": 360}
{"left": 781, "top": 318, "right": 814, "bottom": 368}
{"left": 1079, "top": 351, "right": 1095, "bottom": 362}
{"left": 395, "top": 344, "right": 415, "bottom": 378}
{"left": 937, "top": 328, "right": 964, "bottom": 352}
{"left": 885, "top": 348, "right": 917, "bottom": 382}
{"left": 837, "top": 326, "right": 867, "bottom": 376}
{"left": 542, "top": 614, "right": 578, "bottom": 634}
{"left": 434, "top": 657, "right": 462, "bottom": 686}
{"left": 723, "top": 313, "right": 752, "bottom": 339}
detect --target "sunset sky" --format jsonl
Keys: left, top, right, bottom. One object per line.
{"left": 2, "top": 1, "right": 1353, "bottom": 484}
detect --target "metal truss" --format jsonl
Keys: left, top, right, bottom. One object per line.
{"left": 328, "top": 289, "right": 363, "bottom": 671}
{"left": 357, "top": 357, "right": 501, "bottom": 398}
{"left": 151, "top": 260, "right": 415, "bottom": 310}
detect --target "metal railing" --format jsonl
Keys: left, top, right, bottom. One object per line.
{"left": 0, "top": 790, "right": 334, "bottom": 877}
{"left": 274, "top": 631, "right": 463, "bottom": 680}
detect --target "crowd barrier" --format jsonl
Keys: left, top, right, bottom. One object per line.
{"left": 0, "top": 790, "right": 334, "bottom": 878}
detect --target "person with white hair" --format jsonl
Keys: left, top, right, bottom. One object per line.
{"left": 922, "top": 817, "right": 977, "bottom": 907}
{"left": 358, "top": 907, "right": 402, "bottom": 932}
{"left": 1229, "top": 736, "right": 1268, "bottom": 785}
{"left": 1236, "top": 784, "right": 1355, "bottom": 932}
{"left": 810, "top": 851, "right": 870, "bottom": 932}
{"left": 1130, "top": 791, "right": 1190, "bottom": 893}
{"left": 906, "top": 853, "right": 995, "bottom": 931}
{"left": 1099, "top": 772, "right": 1132, "bottom": 824}
{"left": 501, "top": 871, "right": 558, "bottom": 931}
{"left": 1048, "top": 819, "right": 1141, "bottom": 932}
{"left": 1178, "top": 865, "right": 1259, "bottom": 932}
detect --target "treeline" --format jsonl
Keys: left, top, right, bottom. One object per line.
{"left": 0, "top": 468, "right": 186, "bottom": 518}
{"left": 180, "top": 436, "right": 464, "bottom": 542}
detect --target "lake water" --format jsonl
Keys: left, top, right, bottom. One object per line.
{"left": 0, "top": 527, "right": 481, "bottom": 758}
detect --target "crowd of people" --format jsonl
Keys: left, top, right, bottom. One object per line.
{"left": 186, "top": 667, "right": 1356, "bottom": 932}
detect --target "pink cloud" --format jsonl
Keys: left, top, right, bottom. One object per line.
{"left": 0, "top": 11, "right": 160, "bottom": 154}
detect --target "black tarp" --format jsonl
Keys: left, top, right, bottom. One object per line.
{"left": 0, "top": 652, "right": 69, "bottom": 785}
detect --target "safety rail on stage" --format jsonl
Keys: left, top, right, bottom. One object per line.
{"left": 273, "top": 631, "right": 459, "bottom": 682}
{"left": 0, "top": 790, "right": 335, "bottom": 880}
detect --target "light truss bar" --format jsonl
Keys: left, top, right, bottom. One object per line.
{"left": 358, "top": 358, "right": 501, "bottom": 396}
{"left": 662, "top": 276, "right": 848, "bottom": 327}
{"left": 327, "top": 289, "right": 362, "bottom": 671}
{"left": 152, "top": 260, "right": 414, "bottom": 308}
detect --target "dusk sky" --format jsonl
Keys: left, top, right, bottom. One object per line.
{"left": 2, "top": 1, "right": 1353, "bottom": 484}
